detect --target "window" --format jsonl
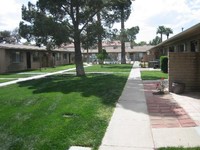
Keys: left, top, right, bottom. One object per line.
{"left": 33, "top": 52, "right": 39, "bottom": 62}
{"left": 11, "top": 51, "right": 23, "bottom": 63}
{"left": 56, "top": 53, "right": 61, "bottom": 61}
{"left": 191, "top": 40, "right": 198, "bottom": 52}
{"left": 63, "top": 53, "right": 67, "bottom": 60}
{"left": 169, "top": 46, "right": 175, "bottom": 52}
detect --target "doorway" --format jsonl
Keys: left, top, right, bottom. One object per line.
{"left": 26, "top": 52, "right": 31, "bottom": 69}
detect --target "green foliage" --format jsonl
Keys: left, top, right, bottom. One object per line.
{"left": 160, "top": 56, "right": 168, "bottom": 73}
{"left": 0, "top": 28, "right": 21, "bottom": 44}
{"left": 127, "top": 26, "right": 139, "bottom": 41}
{"left": 97, "top": 49, "right": 108, "bottom": 64}
{"left": 165, "top": 27, "right": 173, "bottom": 39}
{"left": 156, "top": 26, "right": 166, "bottom": 42}
{"left": 149, "top": 36, "right": 161, "bottom": 45}
{"left": 81, "top": 23, "right": 105, "bottom": 50}
{"left": 156, "top": 26, "right": 173, "bottom": 42}
{"left": 137, "top": 41, "right": 147, "bottom": 46}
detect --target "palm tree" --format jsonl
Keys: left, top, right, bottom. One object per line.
{"left": 164, "top": 28, "right": 173, "bottom": 39}
{"left": 156, "top": 26, "right": 165, "bottom": 42}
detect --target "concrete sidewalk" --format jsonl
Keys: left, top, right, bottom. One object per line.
{"left": 99, "top": 64, "right": 155, "bottom": 150}
{"left": 100, "top": 63, "right": 200, "bottom": 150}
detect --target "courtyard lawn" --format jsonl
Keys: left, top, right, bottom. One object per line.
{"left": 84, "top": 64, "right": 132, "bottom": 73}
{"left": 0, "top": 64, "right": 76, "bottom": 79}
{"left": 141, "top": 70, "right": 168, "bottom": 80}
{"left": 0, "top": 66, "right": 130, "bottom": 150}
{"left": 27, "top": 64, "right": 75, "bottom": 73}
{"left": 0, "top": 79, "right": 15, "bottom": 83}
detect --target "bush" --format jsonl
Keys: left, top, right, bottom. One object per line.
{"left": 160, "top": 56, "right": 168, "bottom": 73}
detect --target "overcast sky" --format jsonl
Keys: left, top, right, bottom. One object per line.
{"left": 0, "top": 0, "right": 199, "bottom": 43}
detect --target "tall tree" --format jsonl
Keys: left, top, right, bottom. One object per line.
{"left": 164, "top": 27, "right": 173, "bottom": 39}
{"left": 96, "top": 12, "right": 103, "bottom": 53}
{"left": 0, "top": 29, "right": 21, "bottom": 44}
{"left": 19, "top": 0, "right": 107, "bottom": 76}
{"left": 149, "top": 36, "right": 161, "bottom": 45}
{"left": 81, "top": 22, "right": 104, "bottom": 63}
{"left": 127, "top": 26, "right": 139, "bottom": 48}
{"left": 105, "top": 0, "right": 132, "bottom": 64}
{"left": 156, "top": 26, "right": 166, "bottom": 42}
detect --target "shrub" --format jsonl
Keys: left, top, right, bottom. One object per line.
{"left": 160, "top": 56, "right": 168, "bottom": 73}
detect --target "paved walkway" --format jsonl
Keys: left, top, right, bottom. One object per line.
{"left": 100, "top": 63, "right": 200, "bottom": 150}
{"left": 100, "top": 62, "right": 154, "bottom": 150}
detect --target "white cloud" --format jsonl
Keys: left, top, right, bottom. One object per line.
{"left": 0, "top": 0, "right": 199, "bottom": 43}
{"left": 124, "top": 0, "right": 200, "bottom": 42}
{"left": 0, "top": 0, "right": 36, "bottom": 30}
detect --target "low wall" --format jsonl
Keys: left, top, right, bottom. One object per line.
{"left": 169, "top": 52, "right": 200, "bottom": 92}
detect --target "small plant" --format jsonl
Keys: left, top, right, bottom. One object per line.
{"left": 156, "top": 78, "right": 166, "bottom": 93}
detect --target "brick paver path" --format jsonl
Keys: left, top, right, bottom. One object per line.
{"left": 143, "top": 82, "right": 197, "bottom": 128}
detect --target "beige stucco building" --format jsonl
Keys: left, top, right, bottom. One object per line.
{"left": 148, "top": 23, "right": 200, "bottom": 92}
{"left": 0, "top": 44, "right": 75, "bottom": 73}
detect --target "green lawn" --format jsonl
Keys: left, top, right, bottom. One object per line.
{"left": 0, "top": 79, "right": 15, "bottom": 83}
{"left": 84, "top": 64, "right": 132, "bottom": 72}
{"left": 0, "top": 65, "right": 130, "bottom": 150}
{"left": 28, "top": 64, "right": 75, "bottom": 73}
{"left": 0, "top": 64, "right": 75, "bottom": 79}
{"left": 141, "top": 70, "right": 168, "bottom": 80}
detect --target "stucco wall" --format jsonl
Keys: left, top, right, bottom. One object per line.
{"left": 0, "top": 49, "right": 6, "bottom": 73}
{"left": 5, "top": 50, "right": 27, "bottom": 72}
{"left": 169, "top": 52, "right": 200, "bottom": 92}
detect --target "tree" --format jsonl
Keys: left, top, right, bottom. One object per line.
{"left": 127, "top": 26, "right": 139, "bottom": 48}
{"left": 149, "top": 36, "right": 161, "bottom": 45}
{"left": 19, "top": 0, "right": 107, "bottom": 76}
{"left": 164, "top": 27, "right": 173, "bottom": 39}
{"left": 105, "top": 0, "right": 132, "bottom": 64}
{"left": 117, "top": 0, "right": 132, "bottom": 64}
{"left": 0, "top": 29, "right": 21, "bottom": 44}
{"left": 156, "top": 26, "right": 166, "bottom": 42}
{"left": 97, "top": 49, "right": 108, "bottom": 67}
{"left": 137, "top": 41, "right": 147, "bottom": 46}
{"left": 81, "top": 23, "right": 104, "bottom": 63}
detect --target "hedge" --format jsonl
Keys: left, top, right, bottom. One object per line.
{"left": 160, "top": 56, "right": 168, "bottom": 73}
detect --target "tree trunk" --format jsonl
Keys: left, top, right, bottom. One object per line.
{"left": 97, "top": 12, "right": 102, "bottom": 53}
{"left": 74, "top": 30, "right": 85, "bottom": 76}
{"left": 121, "top": 6, "right": 126, "bottom": 64}
{"left": 160, "top": 33, "right": 163, "bottom": 42}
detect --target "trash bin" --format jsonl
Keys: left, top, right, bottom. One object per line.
{"left": 172, "top": 82, "right": 185, "bottom": 94}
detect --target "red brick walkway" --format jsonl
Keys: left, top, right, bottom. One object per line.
{"left": 143, "top": 82, "right": 197, "bottom": 128}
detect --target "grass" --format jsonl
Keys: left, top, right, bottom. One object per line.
{"left": 158, "top": 147, "right": 200, "bottom": 150}
{"left": 141, "top": 70, "right": 168, "bottom": 80}
{"left": 84, "top": 64, "right": 132, "bottom": 72}
{"left": 0, "top": 64, "right": 75, "bottom": 79}
{"left": 0, "top": 79, "right": 15, "bottom": 83}
{"left": 27, "top": 64, "right": 75, "bottom": 73}
{"left": 0, "top": 64, "right": 130, "bottom": 150}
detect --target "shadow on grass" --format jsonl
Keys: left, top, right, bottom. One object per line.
{"left": 18, "top": 74, "right": 128, "bottom": 106}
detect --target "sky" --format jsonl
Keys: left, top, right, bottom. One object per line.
{"left": 0, "top": 0, "right": 200, "bottom": 43}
